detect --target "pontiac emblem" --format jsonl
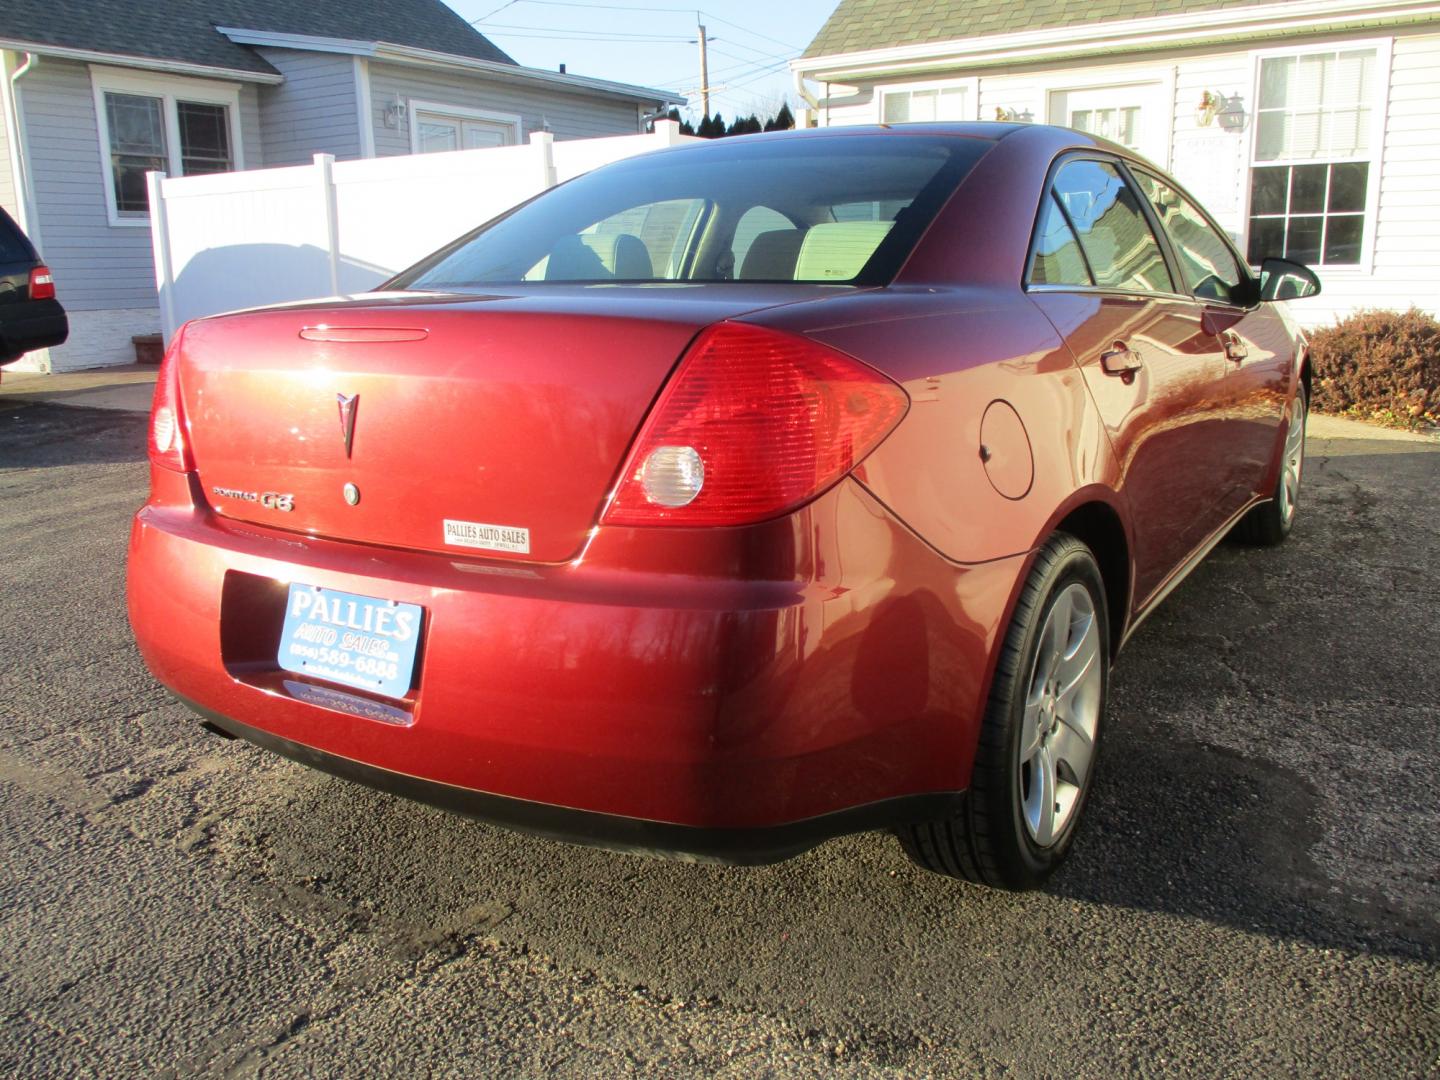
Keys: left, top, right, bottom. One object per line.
{"left": 336, "top": 393, "right": 359, "bottom": 458}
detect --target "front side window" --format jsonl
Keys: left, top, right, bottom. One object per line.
{"left": 1133, "top": 170, "right": 1246, "bottom": 304}
{"left": 99, "top": 81, "right": 238, "bottom": 219}
{"left": 1248, "top": 48, "right": 1377, "bottom": 266}
{"left": 395, "top": 135, "right": 990, "bottom": 289}
{"left": 1050, "top": 160, "right": 1174, "bottom": 293}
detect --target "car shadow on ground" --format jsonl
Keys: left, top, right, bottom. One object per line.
{"left": 0, "top": 402, "right": 148, "bottom": 468}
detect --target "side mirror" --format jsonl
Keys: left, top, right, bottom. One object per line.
{"left": 1258, "top": 257, "right": 1321, "bottom": 302}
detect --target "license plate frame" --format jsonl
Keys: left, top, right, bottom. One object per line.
{"left": 277, "top": 584, "right": 424, "bottom": 701}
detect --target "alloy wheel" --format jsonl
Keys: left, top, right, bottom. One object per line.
{"left": 1279, "top": 390, "right": 1307, "bottom": 526}
{"left": 1019, "top": 582, "right": 1103, "bottom": 848}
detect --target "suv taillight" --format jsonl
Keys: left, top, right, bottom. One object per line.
{"left": 148, "top": 328, "right": 193, "bottom": 472}
{"left": 602, "top": 321, "right": 908, "bottom": 527}
{"left": 28, "top": 266, "right": 55, "bottom": 300}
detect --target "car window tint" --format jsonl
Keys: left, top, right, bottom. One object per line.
{"left": 731, "top": 205, "right": 796, "bottom": 276}
{"left": 522, "top": 199, "right": 706, "bottom": 281}
{"left": 1030, "top": 193, "right": 1092, "bottom": 287}
{"left": 1052, "top": 160, "right": 1174, "bottom": 293}
{"left": 0, "top": 209, "right": 34, "bottom": 264}
{"left": 1132, "top": 170, "right": 1246, "bottom": 304}
{"left": 394, "top": 135, "right": 991, "bottom": 289}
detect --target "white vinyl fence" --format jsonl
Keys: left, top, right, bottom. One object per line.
{"left": 147, "top": 121, "right": 696, "bottom": 341}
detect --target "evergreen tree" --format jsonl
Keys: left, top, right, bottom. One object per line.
{"left": 763, "top": 103, "right": 795, "bottom": 132}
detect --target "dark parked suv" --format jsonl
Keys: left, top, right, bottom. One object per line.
{"left": 0, "top": 206, "right": 67, "bottom": 370}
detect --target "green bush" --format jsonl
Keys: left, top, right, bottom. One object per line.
{"left": 1308, "top": 307, "right": 1440, "bottom": 426}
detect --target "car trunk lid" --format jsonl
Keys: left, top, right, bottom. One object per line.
{"left": 178, "top": 286, "right": 848, "bottom": 562}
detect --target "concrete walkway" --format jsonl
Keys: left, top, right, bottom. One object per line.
{"left": 0, "top": 364, "right": 157, "bottom": 412}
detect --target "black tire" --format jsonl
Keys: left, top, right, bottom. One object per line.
{"left": 1233, "top": 384, "right": 1307, "bottom": 547}
{"left": 897, "top": 533, "right": 1109, "bottom": 890}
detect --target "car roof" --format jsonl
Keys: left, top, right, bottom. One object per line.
{"left": 655, "top": 122, "right": 1140, "bottom": 165}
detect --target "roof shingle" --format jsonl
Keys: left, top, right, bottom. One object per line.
{"left": 804, "top": 0, "right": 1287, "bottom": 57}
{"left": 0, "top": 0, "right": 515, "bottom": 75}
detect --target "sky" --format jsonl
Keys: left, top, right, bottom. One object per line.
{"left": 442, "top": 1, "right": 839, "bottom": 124}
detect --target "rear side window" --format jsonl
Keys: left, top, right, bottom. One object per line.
{"left": 0, "top": 209, "right": 35, "bottom": 264}
{"left": 393, "top": 135, "right": 991, "bottom": 289}
{"left": 1051, "top": 160, "right": 1174, "bottom": 294}
{"left": 1132, "top": 170, "right": 1247, "bottom": 304}
{"left": 1030, "top": 194, "right": 1091, "bottom": 286}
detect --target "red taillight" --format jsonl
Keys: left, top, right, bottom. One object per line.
{"left": 28, "top": 266, "right": 55, "bottom": 300}
{"left": 148, "top": 328, "right": 193, "bottom": 472}
{"left": 602, "top": 322, "right": 908, "bottom": 527}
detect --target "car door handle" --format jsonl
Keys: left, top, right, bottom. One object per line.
{"left": 1222, "top": 332, "right": 1248, "bottom": 363}
{"left": 1100, "top": 340, "right": 1143, "bottom": 382}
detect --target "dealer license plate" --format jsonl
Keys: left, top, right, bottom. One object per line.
{"left": 277, "top": 584, "right": 423, "bottom": 700}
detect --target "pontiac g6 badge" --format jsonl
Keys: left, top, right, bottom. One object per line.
{"left": 337, "top": 393, "right": 359, "bottom": 457}
{"left": 211, "top": 486, "right": 295, "bottom": 512}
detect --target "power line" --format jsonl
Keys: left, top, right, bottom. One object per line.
{"left": 471, "top": 0, "right": 699, "bottom": 18}
{"left": 697, "top": 11, "right": 803, "bottom": 53}
{"left": 707, "top": 46, "right": 790, "bottom": 71}
{"left": 471, "top": 0, "right": 522, "bottom": 20}
{"left": 480, "top": 21, "right": 694, "bottom": 39}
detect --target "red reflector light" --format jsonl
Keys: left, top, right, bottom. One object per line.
{"left": 603, "top": 322, "right": 908, "bottom": 527}
{"left": 28, "top": 266, "right": 55, "bottom": 300}
{"left": 148, "top": 328, "right": 193, "bottom": 472}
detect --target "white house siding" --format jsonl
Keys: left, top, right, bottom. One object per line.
{"left": 367, "top": 61, "right": 642, "bottom": 154}
{"left": 11, "top": 58, "right": 264, "bottom": 369}
{"left": 255, "top": 48, "right": 361, "bottom": 165}
{"left": 0, "top": 103, "right": 15, "bottom": 220}
{"left": 1305, "top": 30, "right": 1440, "bottom": 324}
{"left": 816, "top": 27, "right": 1440, "bottom": 328}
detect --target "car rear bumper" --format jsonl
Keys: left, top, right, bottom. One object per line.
{"left": 128, "top": 470, "right": 1024, "bottom": 856}
{"left": 0, "top": 297, "right": 68, "bottom": 360}
{"left": 186, "top": 700, "right": 962, "bottom": 863}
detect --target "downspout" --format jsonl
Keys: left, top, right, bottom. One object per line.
{"left": 2, "top": 51, "right": 39, "bottom": 245}
{"left": 792, "top": 67, "right": 820, "bottom": 127}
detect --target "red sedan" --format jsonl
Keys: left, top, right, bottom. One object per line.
{"left": 127, "top": 123, "right": 1319, "bottom": 889}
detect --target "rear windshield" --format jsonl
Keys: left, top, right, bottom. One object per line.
{"left": 391, "top": 134, "right": 990, "bottom": 290}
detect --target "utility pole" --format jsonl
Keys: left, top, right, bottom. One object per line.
{"left": 696, "top": 21, "right": 711, "bottom": 119}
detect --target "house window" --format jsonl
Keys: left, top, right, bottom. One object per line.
{"left": 882, "top": 84, "right": 971, "bottom": 123}
{"left": 409, "top": 102, "right": 520, "bottom": 153}
{"left": 1247, "top": 48, "right": 1378, "bottom": 267}
{"left": 91, "top": 68, "right": 243, "bottom": 225}
{"left": 104, "top": 94, "right": 167, "bottom": 214}
{"left": 176, "top": 102, "right": 233, "bottom": 175}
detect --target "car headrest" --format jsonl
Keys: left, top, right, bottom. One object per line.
{"left": 578, "top": 232, "right": 654, "bottom": 279}
{"left": 739, "top": 229, "right": 806, "bottom": 280}
{"left": 793, "top": 221, "right": 894, "bottom": 281}
{"left": 545, "top": 234, "right": 610, "bottom": 281}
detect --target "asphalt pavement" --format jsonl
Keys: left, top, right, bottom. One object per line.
{"left": 0, "top": 398, "right": 1436, "bottom": 1077}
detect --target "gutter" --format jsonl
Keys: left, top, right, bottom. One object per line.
{"left": 0, "top": 37, "right": 283, "bottom": 83}
{"left": 217, "top": 28, "right": 685, "bottom": 107}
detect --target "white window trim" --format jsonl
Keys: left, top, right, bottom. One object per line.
{"left": 875, "top": 77, "right": 980, "bottom": 123}
{"left": 1041, "top": 65, "right": 1178, "bottom": 169}
{"left": 1241, "top": 37, "right": 1393, "bottom": 275}
{"left": 406, "top": 98, "right": 522, "bottom": 153}
{"left": 90, "top": 65, "right": 244, "bottom": 227}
